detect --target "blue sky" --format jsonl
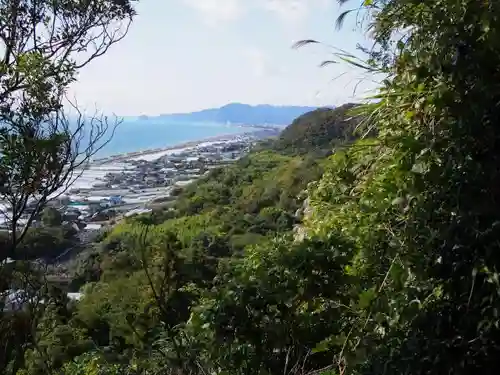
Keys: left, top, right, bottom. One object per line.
{"left": 69, "top": 0, "right": 378, "bottom": 116}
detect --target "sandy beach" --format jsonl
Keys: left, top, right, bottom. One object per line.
{"left": 0, "top": 127, "right": 277, "bottom": 227}
{"left": 91, "top": 132, "right": 254, "bottom": 165}
{"left": 65, "top": 131, "right": 267, "bottom": 192}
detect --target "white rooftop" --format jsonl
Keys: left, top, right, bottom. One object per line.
{"left": 85, "top": 223, "right": 103, "bottom": 231}
{"left": 124, "top": 208, "right": 152, "bottom": 217}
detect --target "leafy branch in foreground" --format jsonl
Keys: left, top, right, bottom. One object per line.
{"left": 0, "top": 102, "right": 121, "bottom": 257}
{"left": 0, "top": 1, "right": 136, "bottom": 374}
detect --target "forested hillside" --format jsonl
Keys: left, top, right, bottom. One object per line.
{"left": 4, "top": 0, "right": 500, "bottom": 374}
{"left": 8, "top": 103, "right": 361, "bottom": 374}
{"left": 273, "top": 103, "right": 362, "bottom": 155}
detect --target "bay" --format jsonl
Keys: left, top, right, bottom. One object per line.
{"left": 92, "top": 119, "right": 250, "bottom": 158}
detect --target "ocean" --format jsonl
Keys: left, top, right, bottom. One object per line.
{"left": 0, "top": 120, "right": 253, "bottom": 218}
{"left": 61, "top": 119, "right": 254, "bottom": 192}
{"left": 93, "top": 119, "right": 250, "bottom": 158}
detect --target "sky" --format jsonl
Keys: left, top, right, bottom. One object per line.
{"left": 69, "top": 0, "right": 379, "bottom": 116}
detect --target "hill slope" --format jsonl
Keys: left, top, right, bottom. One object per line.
{"left": 273, "top": 103, "right": 362, "bottom": 155}
{"left": 41, "top": 102, "right": 364, "bottom": 374}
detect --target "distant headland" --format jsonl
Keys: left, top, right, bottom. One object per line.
{"left": 133, "top": 103, "right": 324, "bottom": 126}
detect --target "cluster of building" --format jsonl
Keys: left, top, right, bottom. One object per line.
{"left": 0, "top": 134, "right": 269, "bottom": 237}
{"left": 52, "top": 136, "right": 257, "bottom": 231}
{"left": 0, "top": 132, "right": 276, "bottom": 310}
{"left": 2, "top": 288, "right": 82, "bottom": 312}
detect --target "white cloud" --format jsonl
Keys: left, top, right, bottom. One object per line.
{"left": 261, "top": 0, "right": 309, "bottom": 24}
{"left": 182, "top": 0, "right": 242, "bottom": 26}
{"left": 182, "top": 0, "right": 330, "bottom": 26}
{"left": 243, "top": 48, "right": 268, "bottom": 78}
{"left": 263, "top": 0, "right": 331, "bottom": 26}
{"left": 242, "top": 47, "right": 287, "bottom": 78}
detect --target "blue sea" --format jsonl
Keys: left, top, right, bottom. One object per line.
{"left": 92, "top": 119, "right": 250, "bottom": 158}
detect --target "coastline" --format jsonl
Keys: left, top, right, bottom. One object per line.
{"left": 58, "top": 126, "right": 280, "bottom": 194}
{"left": 91, "top": 131, "right": 258, "bottom": 166}
{"left": 0, "top": 126, "right": 277, "bottom": 226}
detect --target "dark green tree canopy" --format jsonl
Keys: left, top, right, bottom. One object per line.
{"left": 273, "top": 103, "right": 363, "bottom": 155}
{"left": 5, "top": 1, "right": 500, "bottom": 374}
{"left": 0, "top": 0, "right": 135, "bottom": 253}
{"left": 0, "top": 1, "right": 137, "bottom": 374}
{"left": 41, "top": 207, "right": 62, "bottom": 227}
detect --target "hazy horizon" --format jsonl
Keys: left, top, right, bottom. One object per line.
{"left": 132, "top": 102, "right": 319, "bottom": 117}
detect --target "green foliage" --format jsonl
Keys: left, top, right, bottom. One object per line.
{"left": 22, "top": 304, "right": 93, "bottom": 375}
{"left": 297, "top": 0, "right": 500, "bottom": 373}
{"left": 175, "top": 150, "right": 294, "bottom": 214}
{"left": 0, "top": 227, "right": 75, "bottom": 260}
{"left": 22, "top": 100, "right": 368, "bottom": 374}
{"left": 188, "top": 235, "right": 355, "bottom": 375}
{"left": 77, "top": 272, "right": 157, "bottom": 349}
{"left": 42, "top": 207, "right": 63, "bottom": 227}
{"left": 0, "top": 2, "right": 137, "bottom": 373}
{"left": 51, "top": 140, "right": 334, "bottom": 374}
{"left": 57, "top": 352, "right": 142, "bottom": 375}
{"left": 69, "top": 247, "right": 104, "bottom": 292}
{"left": 173, "top": 150, "right": 322, "bottom": 243}
{"left": 273, "top": 103, "right": 364, "bottom": 156}
{"left": 19, "top": 2, "right": 500, "bottom": 372}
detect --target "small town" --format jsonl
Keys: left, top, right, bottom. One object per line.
{"left": 1, "top": 129, "right": 280, "bottom": 311}
{"left": 0, "top": 131, "right": 276, "bottom": 253}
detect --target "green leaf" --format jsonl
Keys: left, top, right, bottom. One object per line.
{"left": 405, "top": 111, "right": 415, "bottom": 120}
{"left": 358, "top": 288, "right": 376, "bottom": 309}
{"left": 391, "top": 197, "right": 405, "bottom": 206}
{"left": 411, "top": 162, "right": 427, "bottom": 174}
{"left": 312, "top": 338, "right": 331, "bottom": 353}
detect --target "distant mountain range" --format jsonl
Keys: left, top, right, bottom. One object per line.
{"left": 139, "top": 103, "right": 320, "bottom": 126}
